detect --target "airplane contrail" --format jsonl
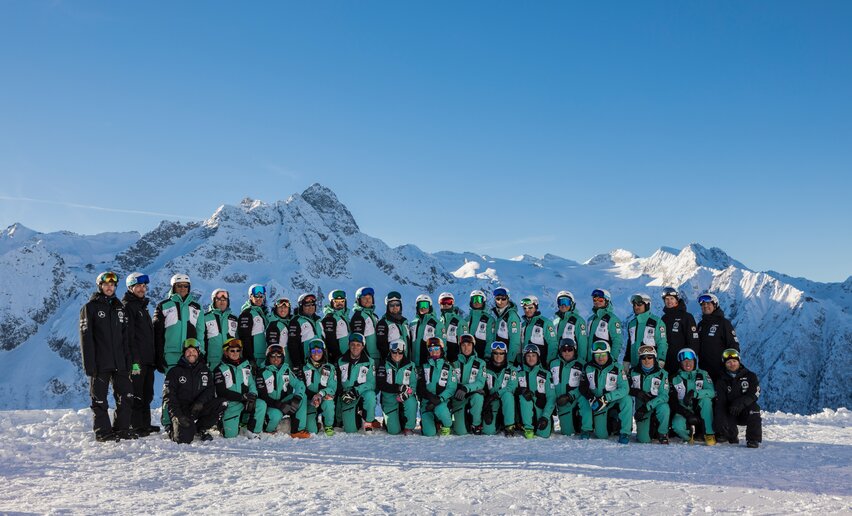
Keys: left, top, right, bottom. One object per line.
{"left": 0, "top": 196, "right": 205, "bottom": 220}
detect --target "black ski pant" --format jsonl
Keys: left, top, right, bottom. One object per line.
{"left": 89, "top": 372, "right": 132, "bottom": 437}
{"left": 714, "top": 401, "right": 762, "bottom": 442}
{"left": 171, "top": 398, "right": 226, "bottom": 444}
{"left": 130, "top": 365, "right": 155, "bottom": 431}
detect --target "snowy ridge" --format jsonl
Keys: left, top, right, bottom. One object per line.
{"left": 0, "top": 183, "right": 850, "bottom": 413}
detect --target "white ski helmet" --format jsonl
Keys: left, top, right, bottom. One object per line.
{"left": 630, "top": 293, "right": 652, "bottom": 308}
{"left": 210, "top": 288, "right": 230, "bottom": 303}
{"left": 415, "top": 294, "right": 433, "bottom": 305}
{"left": 698, "top": 292, "right": 719, "bottom": 306}
{"left": 125, "top": 272, "right": 149, "bottom": 289}
{"left": 170, "top": 273, "right": 191, "bottom": 287}
{"left": 520, "top": 295, "right": 539, "bottom": 307}
{"left": 385, "top": 291, "right": 402, "bottom": 306}
{"left": 438, "top": 292, "right": 454, "bottom": 304}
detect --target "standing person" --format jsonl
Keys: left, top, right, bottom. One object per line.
{"left": 519, "top": 295, "right": 558, "bottom": 364}
{"left": 322, "top": 289, "right": 350, "bottom": 363}
{"left": 624, "top": 293, "right": 668, "bottom": 370}
{"left": 697, "top": 292, "right": 740, "bottom": 381}
{"left": 337, "top": 333, "right": 377, "bottom": 433}
{"left": 578, "top": 341, "right": 632, "bottom": 444}
{"left": 417, "top": 337, "right": 458, "bottom": 436}
{"left": 287, "top": 293, "right": 324, "bottom": 371}
{"left": 659, "top": 287, "right": 700, "bottom": 378}
{"left": 265, "top": 296, "right": 292, "bottom": 362}
{"left": 153, "top": 273, "right": 203, "bottom": 429}
{"left": 714, "top": 349, "right": 762, "bottom": 448}
{"left": 491, "top": 287, "right": 522, "bottom": 364}
{"left": 516, "top": 344, "right": 556, "bottom": 439}
{"left": 376, "top": 339, "right": 418, "bottom": 436}
{"left": 481, "top": 342, "right": 518, "bottom": 436}
{"left": 671, "top": 348, "right": 716, "bottom": 445}
{"left": 376, "top": 291, "right": 410, "bottom": 361}
{"left": 451, "top": 334, "right": 487, "bottom": 435}
{"left": 80, "top": 271, "right": 134, "bottom": 442}
{"left": 122, "top": 272, "right": 158, "bottom": 436}
{"left": 302, "top": 339, "right": 338, "bottom": 436}
{"left": 163, "top": 339, "right": 224, "bottom": 444}
{"left": 466, "top": 290, "right": 496, "bottom": 359}
{"left": 257, "top": 344, "right": 310, "bottom": 438}
{"left": 350, "top": 287, "right": 380, "bottom": 363}
{"left": 410, "top": 294, "right": 445, "bottom": 367}
{"left": 552, "top": 291, "right": 588, "bottom": 365}
{"left": 438, "top": 292, "right": 469, "bottom": 363}
{"left": 213, "top": 339, "right": 267, "bottom": 439}
{"left": 586, "top": 289, "right": 623, "bottom": 363}
{"left": 237, "top": 284, "right": 270, "bottom": 369}
{"left": 550, "top": 339, "right": 587, "bottom": 437}
{"left": 203, "top": 288, "right": 238, "bottom": 372}
{"left": 629, "top": 345, "right": 671, "bottom": 444}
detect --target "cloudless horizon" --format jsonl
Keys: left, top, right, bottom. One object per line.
{"left": 1, "top": 2, "right": 850, "bottom": 282}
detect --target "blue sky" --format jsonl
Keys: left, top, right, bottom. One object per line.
{"left": 1, "top": 2, "right": 850, "bottom": 282}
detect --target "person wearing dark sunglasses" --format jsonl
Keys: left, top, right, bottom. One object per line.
{"left": 490, "top": 287, "right": 521, "bottom": 365}
{"left": 550, "top": 338, "right": 588, "bottom": 437}
{"left": 237, "top": 284, "right": 270, "bottom": 370}
{"left": 516, "top": 344, "right": 556, "bottom": 439}
{"left": 481, "top": 341, "right": 519, "bottom": 437}
{"left": 286, "top": 293, "right": 324, "bottom": 371}
{"left": 553, "top": 291, "right": 588, "bottom": 366}
{"left": 416, "top": 337, "right": 457, "bottom": 436}
{"left": 411, "top": 294, "right": 445, "bottom": 367}
{"left": 465, "top": 290, "right": 496, "bottom": 359}
{"left": 122, "top": 272, "right": 158, "bottom": 437}
{"left": 519, "top": 295, "right": 558, "bottom": 364}
{"left": 671, "top": 348, "right": 716, "bottom": 446}
{"left": 258, "top": 344, "right": 310, "bottom": 439}
{"left": 265, "top": 297, "right": 292, "bottom": 363}
{"left": 302, "top": 339, "right": 338, "bottom": 436}
{"left": 628, "top": 345, "right": 671, "bottom": 445}
{"left": 321, "top": 289, "right": 351, "bottom": 363}
{"left": 376, "top": 291, "right": 410, "bottom": 361}
{"left": 578, "top": 341, "right": 632, "bottom": 444}
{"left": 696, "top": 292, "right": 740, "bottom": 382}
{"left": 585, "top": 289, "right": 623, "bottom": 364}
{"left": 202, "top": 289, "right": 238, "bottom": 372}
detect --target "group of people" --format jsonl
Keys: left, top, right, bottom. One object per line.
{"left": 79, "top": 272, "right": 763, "bottom": 448}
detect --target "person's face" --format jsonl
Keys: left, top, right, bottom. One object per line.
{"left": 681, "top": 359, "right": 695, "bottom": 372}
{"left": 310, "top": 348, "right": 324, "bottom": 362}
{"left": 226, "top": 347, "right": 241, "bottom": 361}
{"left": 388, "top": 301, "right": 401, "bottom": 315}
{"left": 632, "top": 301, "right": 646, "bottom": 315}
{"left": 130, "top": 283, "right": 148, "bottom": 299}
{"left": 594, "top": 352, "right": 608, "bottom": 365}
{"left": 184, "top": 347, "right": 199, "bottom": 364}
{"left": 268, "top": 352, "right": 283, "bottom": 366}
{"left": 494, "top": 296, "right": 508, "bottom": 308}
{"left": 558, "top": 304, "right": 571, "bottom": 313}
{"left": 275, "top": 303, "right": 290, "bottom": 317}
{"left": 640, "top": 355, "right": 655, "bottom": 368}
{"left": 214, "top": 292, "right": 230, "bottom": 311}
{"left": 390, "top": 349, "right": 404, "bottom": 362}
{"left": 250, "top": 293, "right": 264, "bottom": 306}
{"left": 101, "top": 282, "right": 117, "bottom": 296}
{"left": 174, "top": 282, "right": 190, "bottom": 297}
{"left": 428, "top": 346, "right": 442, "bottom": 360}
{"left": 700, "top": 301, "right": 715, "bottom": 315}
{"left": 460, "top": 341, "right": 474, "bottom": 357}
{"left": 440, "top": 299, "right": 454, "bottom": 311}
{"left": 417, "top": 303, "right": 430, "bottom": 315}
{"left": 725, "top": 358, "right": 740, "bottom": 372}
{"left": 522, "top": 304, "right": 536, "bottom": 317}
{"left": 524, "top": 352, "right": 538, "bottom": 367}
{"left": 592, "top": 296, "right": 607, "bottom": 309}
{"left": 349, "top": 341, "right": 364, "bottom": 357}
{"left": 560, "top": 348, "right": 576, "bottom": 361}
{"left": 332, "top": 298, "right": 346, "bottom": 310}
{"left": 302, "top": 297, "right": 317, "bottom": 315}
{"left": 664, "top": 296, "right": 678, "bottom": 309}
{"left": 359, "top": 294, "right": 373, "bottom": 308}
{"left": 491, "top": 350, "right": 506, "bottom": 364}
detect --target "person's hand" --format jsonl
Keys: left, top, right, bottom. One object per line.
{"left": 556, "top": 393, "right": 574, "bottom": 406}
{"left": 536, "top": 417, "right": 549, "bottom": 431}
{"left": 453, "top": 386, "right": 467, "bottom": 402}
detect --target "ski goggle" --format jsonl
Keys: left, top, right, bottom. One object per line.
{"left": 559, "top": 342, "right": 576, "bottom": 352}
{"left": 275, "top": 298, "right": 290, "bottom": 308}
{"left": 388, "top": 301, "right": 402, "bottom": 308}
{"left": 214, "top": 293, "right": 229, "bottom": 301}
{"left": 309, "top": 346, "right": 324, "bottom": 354}
{"left": 127, "top": 274, "right": 149, "bottom": 286}
{"left": 640, "top": 354, "right": 655, "bottom": 361}
{"left": 490, "top": 341, "right": 507, "bottom": 352}
{"left": 428, "top": 345, "right": 442, "bottom": 354}
{"left": 268, "top": 353, "right": 284, "bottom": 359}
{"left": 698, "top": 295, "right": 715, "bottom": 304}
{"left": 590, "top": 341, "right": 610, "bottom": 354}
{"left": 330, "top": 290, "right": 346, "bottom": 300}
{"left": 98, "top": 272, "right": 119, "bottom": 284}
{"left": 439, "top": 298, "right": 454, "bottom": 306}
{"left": 557, "top": 297, "right": 573, "bottom": 307}
{"left": 520, "top": 298, "right": 536, "bottom": 307}
{"left": 359, "top": 287, "right": 375, "bottom": 297}
{"left": 416, "top": 300, "right": 431, "bottom": 310}
{"left": 630, "top": 295, "right": 647, "bottom": 305}
{"left": 722, "top": 349, "right": 740, "bottom": 362}
{"left": 591, "top": 289, "right": 607, "bottom": 299}
{"left": 250, "top": 286, "right": 266, "bottom": 297}
{"left": 470, "top": 295, "right": 485, "bottom": 305}
{"left": 389, "top": 341, "right": 405, "bottom": 353}
{"left": 301, "top": 297, "right": 317, "bottom": 306}
{"left": 678, "top": 350, "right": 697, "bottom": 362}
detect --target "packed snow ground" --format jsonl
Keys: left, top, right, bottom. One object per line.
{"left": 0, "top": 409, "right": 849, "bottom": 515}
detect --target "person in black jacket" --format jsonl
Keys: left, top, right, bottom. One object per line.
{"left": 122, "top": 272, "right": 159, "bottom": 437}
{"left": 163, "top": 339, "right": 224, "bottom": 443}
{"left": 660, "top": 287, "right": 700, "bottom": 378}
{"left": 714, "top": 348, "right": 762, "bottom": 448}
{"left": 696, "top": 292, "right": 740, "bottom": 381}
{"left": 79, "top": 271, "right": 134, "bottom": 442}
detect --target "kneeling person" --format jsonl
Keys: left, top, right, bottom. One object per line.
{"left": 629, "top": 345, "right": 671, "bottom": 444}
{"left": 338, "top": 333, "right": 377, "bottom": 433}
{"left": 164, "top": 339, "right": 224, "bottom": 443}
{"left": 517, "top": 344, "right": 556, "bottom": 438}
{"left": 417, "top": 337, "right": 458, "bottom": 436}
{"left": 214, "top": 339, "right": 267, "bottom": 439}
{"left": 451, "top": 334, "right": 487, "bottom": 435}
{"left": 550, "top": 338, "right": 587, "bottom": 436}
{"left": 671, "top": 347, "right": 716, "bottom": 445}
{"left": 376, "top": 339, "right": 418, "bottom": 435}
{"left": 303, "top": 339, "right": 338, "bottom": 436}
{"left": 715, "top": 348, "right": 762, "bottom": 448}
{"left": 579, "top": 341, "right": 632, "bottom": 443}
{"left": 482, "top": 341, "right": 518, "bottom": 436}
{"left": 259, "top": 344, "right": 310, "bottom": 438}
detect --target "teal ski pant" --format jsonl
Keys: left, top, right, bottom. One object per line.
{"left": 579, "top": 396, "right": 632, "bottom": 438}
{"left": 306, "top": 398, "right": 336, "bottom": 433}
{"left": 420, "top": 399, "right": 452, "bottom": 436}
{"left": 451, "top": 392, "right": 484, "bottom": 435}
{"left": 556, "top": 399, "right": 587, "bottom": 436}
{"left": 672, "top": 398, "right": 714, "bottom": 440}
{"left": 265, "top": 396, "right": 307, "bottom": 433}
{"left": 482, "top": 392, "right": 516, "bottom": 435}
{"left": 222, "top": 399, "right": 266, "bottom": 438}
{"left": 635, "top": 402, "right": 670, "bottom": 443}
{"left": 380, "top": 393, "right": 418, "bottom": 434}
{"left": 519, "top": 397, "right": 553, "bottom": 437}
{"left": 340, "top": 390, "right": 376, "bottom": 433}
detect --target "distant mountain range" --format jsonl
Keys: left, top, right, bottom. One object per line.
{"left": 1, "top": 183, "right": 849, "bottom": 413}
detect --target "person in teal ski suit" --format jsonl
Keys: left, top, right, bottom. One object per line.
{"left": 417, "top": 337, "right": 458, "bottom": 436}
{"left": 517, "top": 344, "right": 556, "bottom": 439}
{"left": 213, "top": 339, "right": 267, "bottom": 439}
{"left": 302, "top": 338, "right": 338, "bottom": 436}
{"left": 549, "top": 338, "right": 588, "bottom": 436}
{"left": 257, "top": 344, "right": 310, "bottom": 438}
{"left": 350, "top": 287, "right": 380, "bottom": 362}
{"left": 624, "top": 293, "right": 668, "bottom": 370}
{"left": 264, "top": 297, "right": 292, "bottom": 363}
{"left": 553, "top": 291, "right": 589, "bottom": 364}
{"left": 287, "top": 293, "right": 324, "bottom": 371}
{"left": 629, "top": 345, "right": 671, "bottom": 444}
{"left": 519, "top": 295, "right": 558, "bottom": 364}
{"left": 410, "top": 294, "right": 445, "bottom": 367}
{"left": 671, "top": 347, "right": 716, "bottom": 445}
{"left": 438, "top": 292, "right": 469, "bottom": 363}
{"left": 451, "top": 334, "right": 487, "bottom": 435}
{"left": 376, "top": 339, "right": 419, "bottom": 435}
{"left": 491, "top": 287, "right": 522, "bottom": 364}
{"left": 578, "top": 341, "right": 632, "bottom": 443}
{"left": 321, "top": 289, "right": 350, "bottom": 363}
{"left": 466, "top": 290, "right": 496, "bottom": 359}
{"left": 481, "top": 341, "right": 518, "bottom": 436}
{"left": 237, "top": 284, "right": 270, "bottom": 369}
{"left": 338, "top": 333, "right": 377, "bottom": 433}
{"left": 153, "top": 273, "right": 204, "bottom": 428}
{"left": 376, "top": 291, "right": 410, "bottom": 361}
{"left": 203, "top": 288, "right": 238, "bottom": 371}
{"left": 586, "top": 289, "right": 623, "bottom": 363}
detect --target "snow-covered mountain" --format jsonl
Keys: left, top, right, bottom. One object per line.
{"left": 0, "top": 183, "right": 849, "bottom": 413}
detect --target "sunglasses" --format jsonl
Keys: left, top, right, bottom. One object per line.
{"left": 226, "top": 348, "right": 241, "bottom": 353}
{"left": 388, "top": 302, "right": 402, "bottom": 308}
{"left": 268, "top": 353, "right": 284, "bottom": 359}
{"left": 491, "top": 351, "right": 506, "bottom": 356}
{"left": 494, "top": 296, "right": 508, "bottom": 301}
{"left": 302, "top": 301, "right": 317, "bottom": 307}
{"left": 174, "top": 283, "right": 190, "bottom": 289}
{"left": 640, "top": 355, "right": 655, "bottom": 360}
{"left": 310, "top": 347, "right": 324, "bottom": 354}
{"left": 390, "top": 349, "right": 404, "bottom": 355}
{"left": 428, "top": 346, "right": 442, "bottom": 353}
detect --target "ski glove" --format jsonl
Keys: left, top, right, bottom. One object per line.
{"left": 683, "top": 391, "right": 695, "bottom": 406}
{"left": 589, "top": 396, "right": 608, "bottom": 413}
{"left": 190, "top": 401, "right": 204, "bottom": 418}
{"left": 556, "top": 393, "right": 574, "bottom": 407}
{"left": 283, "top": 396, "right": 301, "bottom": 415}
{"left": 453, "top": 385, "right": 468, "bottom": 402}
{"left": 729, "top": 398, "right": 748, "bottom": 416}
{"left": 630, "top": 388, "right": 652, "bottom": 403}
{"left": 242, "top": 392, "right": 257, "bottom": 403}
{"left": 517, "top": 387, "right": 535, "bottom": 402}
{"left": 536, "top": 417, "right": 549, "bottom": 431}
{"left": 178, "top": 415, "right": 192, "bottom": 428}
{"left": 396, "top": 386, "right": 413, "bottom": 403}
{"left": 341, "top": 389, "right": 358, "bottom": 405}
{"left": 634, "top": 406, "right": 649, "bottom": 421}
